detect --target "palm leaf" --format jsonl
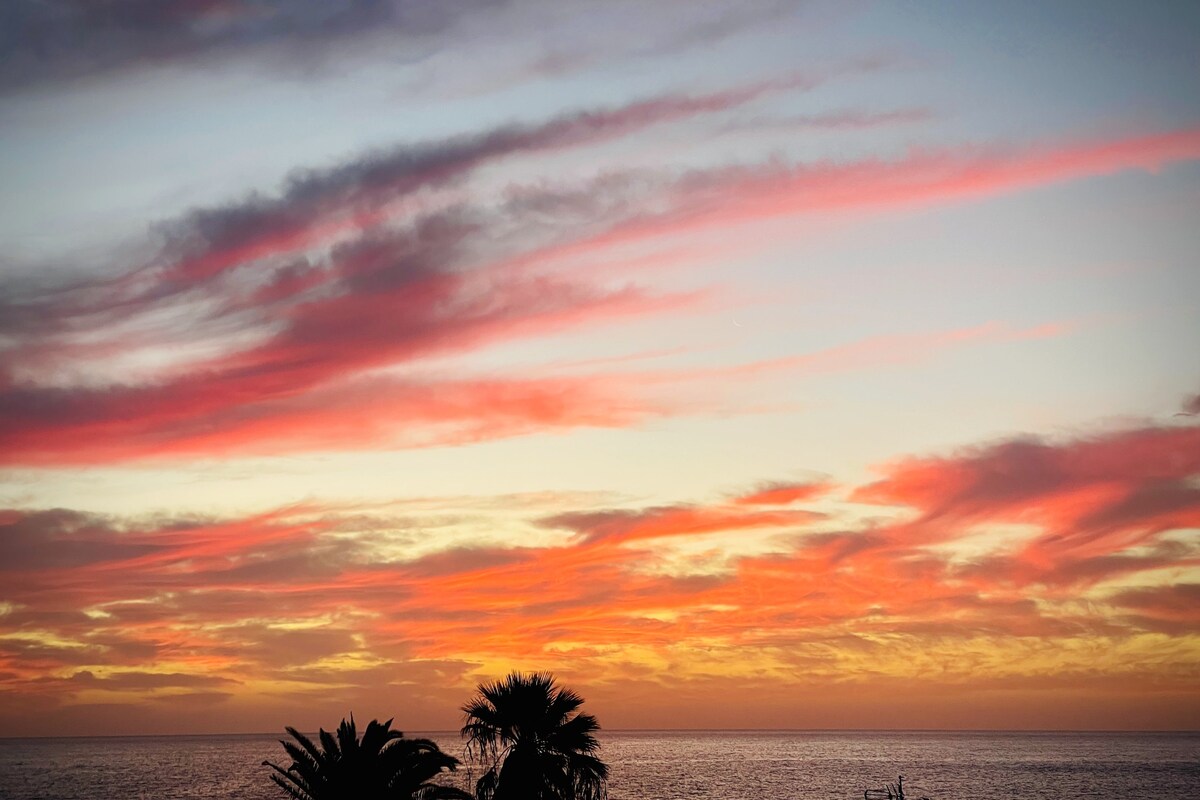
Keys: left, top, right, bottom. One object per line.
{"left": 336, "top": 716, "right": 358, "bottom": 758}
{"left": 279, "top": 739, "right": 324, "bottom": 782}
{"left": 318, "top": 728, "right": 340, "bottom": 761}
{"left": 461, "top": 672, "right": 610, "bottom": 800}
{"left": 284, "top": 727, "right": 327, "bottom": 766}
{"left": 263, "top": 762, "right": 316, "bottom": 800}
{"left": 415, "top": 786, "right": 475, "bottom": 800}
{"left": 265, "top": 716, "right": 463, "bottom": 800}
{"left": 362, "top": 717, "right": 399, "bottom": 755}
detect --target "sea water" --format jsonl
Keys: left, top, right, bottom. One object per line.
{"left": 0, "top": 730, "right": 1196, "bottom": 799}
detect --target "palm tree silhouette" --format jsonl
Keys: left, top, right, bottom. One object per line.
{"left": 263, "top": 715, "right": 472, "bottom": 800}
{"left": 461, "top": 672, "right": 608, "bottom": 800}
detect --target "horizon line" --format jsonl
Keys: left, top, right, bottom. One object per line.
{"left": 4, "top": 727, "right": 1198, "bottom": 741}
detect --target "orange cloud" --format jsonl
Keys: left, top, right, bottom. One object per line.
{"left": 3, "top": 421, "right": 1199, "bottom": 733}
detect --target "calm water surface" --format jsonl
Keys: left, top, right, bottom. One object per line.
{"left": 0, "top": 730, "right": 1196, "bottom": 799}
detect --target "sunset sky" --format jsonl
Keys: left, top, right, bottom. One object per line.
{"left": 2, "top": 0, "right": 1199, "bottom": 736}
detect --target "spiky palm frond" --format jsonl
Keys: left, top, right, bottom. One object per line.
{"left": 264, "top": 715, "right": 470, "bottom": 800}
{"left": 263, "top": 761, "right": 317, "bottom": 800}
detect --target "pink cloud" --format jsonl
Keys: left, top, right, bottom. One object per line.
{"left": 733, "top": 481, "right": 834, "bottom": 506}
{"left": 2, "top": 120, "right": 1194, "bottom": 466}
{"left": 534, "top": 127, "right": 1200, "bottom": 261}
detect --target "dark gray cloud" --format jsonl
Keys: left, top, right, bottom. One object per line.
{"left": 148, "top": 691, "right": 235, "bottom": 705}
{"left": 1181, "top": 392, "right": 1200, "bottom": 416}
{"left": 0, "top": 0, "right": 503, "bottom": 93}
{"left": 0, "top": 508, "right": 162, "bottom": 571}
{"left": 65, "top": 669, "right": 236, "bottom": 690}
{"left": 0, "top": 0, "right": 806, "bottom": 95}
{"left": 396, "top": 545, "right": 533, "bottom": 578}
{"left": 1108, "top": 582, "right": 1200, "bottom": 634}
{"left": 0, "top": 633, "right": 158, "bottom": 669}
{"left": 212, "top": 624, "right": 361, "bottom": 668}
{"left": 541, "top": 501, "right": 822, "bottom": 544}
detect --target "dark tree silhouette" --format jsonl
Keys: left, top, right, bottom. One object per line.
{"left": 461, "top": 672, "right": 608, "bottom": 800}
{"left": 263, "top": 715, "right": 472, "bottom": 800}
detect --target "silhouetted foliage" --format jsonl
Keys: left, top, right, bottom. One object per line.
{"left": 461, "top": 672, "right": 608, "bottom": 800}
{"left": 263, "top": 715, "right": 472, "bottom": 800}
{"left": 864, "top": 775, "right": 932, "bottom": 800}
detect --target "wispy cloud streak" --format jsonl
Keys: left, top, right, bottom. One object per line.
{"left": 2, "top": 80, "right": 1196, "bottom": 464}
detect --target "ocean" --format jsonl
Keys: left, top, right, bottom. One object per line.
{"left": 0, "top": 730, "right": 1196, "bottom": 799}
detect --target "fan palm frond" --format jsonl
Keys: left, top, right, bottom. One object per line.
{"left": 461, "top": 672, "right": 609, "bottom": 800}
